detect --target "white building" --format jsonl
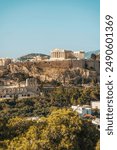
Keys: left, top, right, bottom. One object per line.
{"left": 91, "top": 101, "right": 100, "bottom": 109}
{"left": 71, "top": 105, "right": 92, "bottom": 116}
{"left": 31, "top": 55, "right": 50, "bottom": 62}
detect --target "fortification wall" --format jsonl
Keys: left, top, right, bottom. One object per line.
{"left": 12, "top": 59, "right": 100, "bottom": 74}
{"left": 37, "top": 60, "right": 100, "bottom": 74}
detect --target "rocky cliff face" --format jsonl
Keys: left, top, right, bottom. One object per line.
{"left": 0, "top": 60, "right": 100, "bottom": 84}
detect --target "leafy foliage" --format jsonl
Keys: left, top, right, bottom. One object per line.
{"left": 4, "top": 109, "right": 99, "bottom": 150}
{"left": 0, "top": 86, "right": 100, "bottom": 119}
{"left": 0, "top": 86, "right": 100, "bottom": 150}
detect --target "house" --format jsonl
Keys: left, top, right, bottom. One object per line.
{"left": 71, "top": 105, "right": 92, "bottom": 117}
{"left": 91, "top": 101, "right": 100, "bottom": 110}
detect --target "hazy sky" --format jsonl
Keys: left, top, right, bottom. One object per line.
{"left": 0, "top": 0, "right": 100, "bottom": 58}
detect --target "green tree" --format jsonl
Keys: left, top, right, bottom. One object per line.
{"left": 78, "top": 120, "right": 99, "bottom": 150}
{"left": 7, "top": 109, "right": 99, "bottom": 150}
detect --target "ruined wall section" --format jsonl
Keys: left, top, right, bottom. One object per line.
{"left": 7, "top": 60, "right": 100, "bottom": 83}
{"left": 37, "top": 60, "right": 100, "bottom": 74}
{"left": 9, "top": 59, "right": 100, "bottom": 74}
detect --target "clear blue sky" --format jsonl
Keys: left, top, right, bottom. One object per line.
{"left": 0, "top": 0, "right": 100, "bottom": 58}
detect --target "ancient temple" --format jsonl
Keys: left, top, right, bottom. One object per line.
{"left": 50, "top": 48, "right": 85, "bottom": 60}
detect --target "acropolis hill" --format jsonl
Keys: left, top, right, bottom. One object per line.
{"left": 0, "top": 64, "right": 99, "bottom": 86}
{"left": 0, "top": 49, "right": 100, "bottom": 86}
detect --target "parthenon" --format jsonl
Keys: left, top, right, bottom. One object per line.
{"left": 50, "top": 48, "right": 85, "bottom": 60}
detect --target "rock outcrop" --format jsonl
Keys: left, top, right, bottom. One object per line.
{"left": 0, "top": 60, "right": 100, "bottom": 84}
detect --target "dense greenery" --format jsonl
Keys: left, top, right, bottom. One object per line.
{"left": 0, "top": 85, "right": 100, "bottom": 150}
{"left": 0, "top": 109, "right": 99, "bottom": 150}
{"left": 0, "top": 86, "right": 100, "bottom": 119}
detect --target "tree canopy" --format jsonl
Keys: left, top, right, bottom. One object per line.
{"left": 4, "top": 109, "right": 99, "bottom": 150}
